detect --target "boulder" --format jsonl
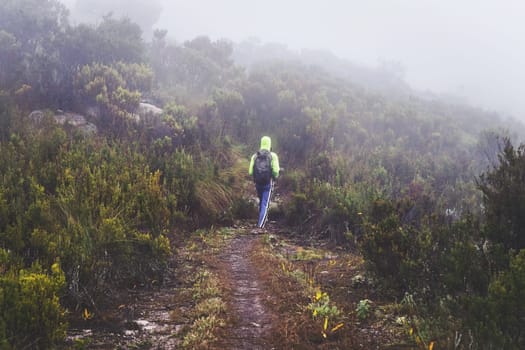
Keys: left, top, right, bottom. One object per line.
{"left": 54, "top": 112, "right": 87, "bottom": 127}
{"left": 54, "top": 111, "right": 98, "bottom": 135}
{"left": 84, "top": 106, "right": 101, "bottom": 120}
{"left": 138, "top": 102, "right": 163, "bottom": 117}
{"left": 132, "top": 102, "right": 163, "bottom": 126}
{"left": 28, "top": 110, "right": 98, "bottom": 135}
{"left": 28, "top": 110, "right": 45, "bottom": 124}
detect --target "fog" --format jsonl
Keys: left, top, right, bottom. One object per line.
{"left": 62, "top": 0, "right": 525, "bottom": 119}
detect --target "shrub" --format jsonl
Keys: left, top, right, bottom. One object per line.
{"left": 1, "top": 128, "right": 173, "bottom": 308}
{"left": 464, "top": 249, "right": 525, "bottom": 349}
{"left": 478, "top": 139, "right": 525, "bottom": 253}
{"left": 284, "top": 192, "right": 311, "bottom": 226}
{"left": 359, "top": 200, "right": 417, "bottom": 293}
{"left": 356, "top": 299, "right": 372, "bottom": 320}
{"left": 0, "top": 262, "right": 66, "bottom": 349}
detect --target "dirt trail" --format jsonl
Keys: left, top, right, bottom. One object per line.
{"left": 65, "top": 230, "right": 276, "bottom": 349}
{"left": 65, "top": 227, "right": 403, "bottom": 349}
{"left": 215, "top": 233, "right": 274, "bottom": 349}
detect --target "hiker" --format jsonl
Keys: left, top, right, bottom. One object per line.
{"left": 249, "top": 136, "right": 280, "bottom": 228}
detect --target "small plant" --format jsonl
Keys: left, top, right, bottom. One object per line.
{"left": 293, "top": 247, "right": 323, "bottom": 261}
{"left": 356, "top": 299, "right": 372, "bottom": 320}
{"left": 404, "top": 316, "right": 436, "bottom": 350}
{"left": 307, "top": 288, "right": 344, "bottom": 339}
{"left": 262, "top": 233, "right": 278, "bottom": 246}
{"left": 194, "top": 297, "right": 226, "bottom": 317}
{"left": 192, "top": 270, "right": 221, "bottom": 301}
{"left": 182, "top": 315, "right": 226, "bottom": 348}
{"left": 72, "top": 337, "right": 92, "bottom": 350}
{"left": 401, "top": 292, "right": 417, "bottom": 315}
{"left": 308, "top": 289, "right": 341, "bottom": 320}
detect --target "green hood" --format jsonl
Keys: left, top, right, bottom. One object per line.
{"left": 260, "top": 136, "right": 271, "bottom": 151}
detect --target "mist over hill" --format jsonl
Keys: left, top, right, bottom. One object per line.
{"left": 58, "top": 0, "right": 525, "bottom": 121}
{"left": 154, "top": 0, "right": 525, "bottom": 121}
{"left": 233, "top": 39, "right": 412, "bottom": 98}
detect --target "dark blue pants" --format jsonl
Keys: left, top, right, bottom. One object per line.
{"left": 255, "top": 180, "right": 273, "bottom": 228}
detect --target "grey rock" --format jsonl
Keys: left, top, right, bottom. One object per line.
{"left": 28, "top": 110, "right": 45, "bottom": 123}
{"left": 135, "top": 102, "right": 164, "bottom": 125}
{"left": 29, "top": 110, "right": 98, "bottom": 136}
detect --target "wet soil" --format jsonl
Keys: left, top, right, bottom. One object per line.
{"left": 214, "top": 233, "right": 274, "bottom": 349}
{"left": 65, "top": 230, "right": 275, "bottom": 349}
{"left": 66, "top": 268, "right": 183, "bottom": 349}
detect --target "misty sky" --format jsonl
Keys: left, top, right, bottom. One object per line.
{"left": 62, "top": 0, "right": 525, "bottom": 119}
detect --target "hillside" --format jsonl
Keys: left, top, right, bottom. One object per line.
{"left": 1, "top": 1, "right": 525, "bottom": 349}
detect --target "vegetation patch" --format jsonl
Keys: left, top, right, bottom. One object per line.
{"left": 170, "top": 229, "right": 231, "bottom": 349}
{"left": 250, "top": 232, "right": 407, "bottom": 349}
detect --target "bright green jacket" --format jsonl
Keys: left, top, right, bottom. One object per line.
{"left": 249, "top": 136, "right": 280, "bottom": 179}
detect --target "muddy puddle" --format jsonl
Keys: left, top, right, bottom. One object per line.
{"left": 65, "top": 274, "right": 183, "bottom": 349}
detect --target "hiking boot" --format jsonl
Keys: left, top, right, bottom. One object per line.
{"left": 250, "top": 228, "right": 264, "bottom": 235}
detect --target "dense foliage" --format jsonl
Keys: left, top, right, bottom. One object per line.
{"left": 1, "top": 0, "right": 525, "bottom": 348}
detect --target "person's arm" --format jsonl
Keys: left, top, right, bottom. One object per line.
{"left": 248, "top": 154, "right": 255, "bottom": 176}
{"left": 271, "top": 152, "right": 280, "bottom": 179}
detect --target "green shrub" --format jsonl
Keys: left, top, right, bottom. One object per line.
{"left": 464, "top": 249, "right": 525, "bottom": 349}
{"left": 230, "top": 196, "right": 257, "bottom": 220}
{"left": 0, "top": 128, "right": 174, "bottom": 308}
{"left": 478, "top": 139, "right": 525, "bottom": 253}
{"left": 284, "top": 192, "right": 312, "bottom": 226}
{"left": 0, "top": 262, "right": 66, "bottom": 349}
{"left": 359, "top": 200, "right": 417, "bottom": 293}
{"left": 283, "top": 178, "right": 366, "bottom": 244}
{"left": 356, "top": 299, "right": 372, "bottom": 320}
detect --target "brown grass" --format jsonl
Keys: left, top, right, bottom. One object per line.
{"left": 248, "top": 234, "right": 407, "bottom": 349}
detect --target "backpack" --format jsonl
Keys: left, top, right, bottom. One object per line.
{"left": 253, "top": 149, "right": 272, "bottom": 185}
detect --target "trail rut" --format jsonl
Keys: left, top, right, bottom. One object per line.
{"left": 215, "top": 234, "right": 274, "bottom": 349}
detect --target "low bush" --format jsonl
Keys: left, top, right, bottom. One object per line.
{"left": 0, "top": 262, "right": 66, "bottom": 349}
